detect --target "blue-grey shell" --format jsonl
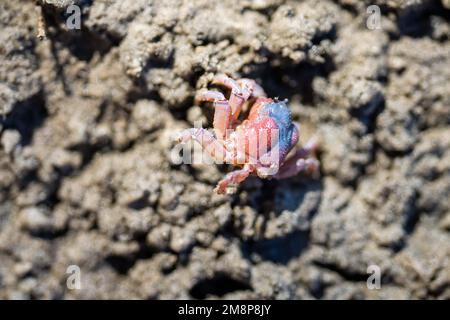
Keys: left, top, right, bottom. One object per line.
{"left": 260, "top": 100, "right": 296, "bottom": 157}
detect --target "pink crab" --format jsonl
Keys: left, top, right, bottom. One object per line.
{"left": 176, "top": 75, "right": 319, "bottom": 194}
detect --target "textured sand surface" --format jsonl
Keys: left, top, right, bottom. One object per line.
{"left": 0, "top": 0, "right": 449, "bottom": 299}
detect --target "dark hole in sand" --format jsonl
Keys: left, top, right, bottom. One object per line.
{"left": 189, "top": 273, "right": 252, "bottom": 299}
{"left": 241, "top": 230, "right": 310, "bottom": 265}
{"left": 1, "top": 92, "right": 48, "bottom": 146}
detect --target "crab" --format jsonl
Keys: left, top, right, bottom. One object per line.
{"left": 176, "top": 75, "right": 319, "bottom": 194}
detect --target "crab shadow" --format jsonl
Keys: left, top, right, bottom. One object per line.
{"left": 236, "top": 177, "right": 323, "bottom": 265}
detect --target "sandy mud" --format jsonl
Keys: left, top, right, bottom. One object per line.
{"left": 0, "top": 0, "right": 449, "bottom": 299}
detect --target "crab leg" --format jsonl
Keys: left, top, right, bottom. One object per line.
{"left": 274, "top": 137, "right": 320, "bottom": 179}
{"left": 290, "top": 135, "right": 319, "bottom": 159}
{"left": 237, "top": 78, "right": 267, "bottom": 98}
{"left": 274, "top": 158, "right": 319, "bottom": 179}
{"left": 212, "top": 75, "right": 250, "bottom": 121}
{"left": 195, "top": 89, "right": 232, "bottom": 139}
{"left": 214, "top": 167, "right": 252, "bottom": 194}
{"left": 194, "top": 89, "right": 225, "bottom": 104}
{"left": 176, "top": 128, "right": 231, "bottom": 164}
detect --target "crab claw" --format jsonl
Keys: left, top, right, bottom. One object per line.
{"left": 174, "top": 131, "right": 189, "bottom": 144}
